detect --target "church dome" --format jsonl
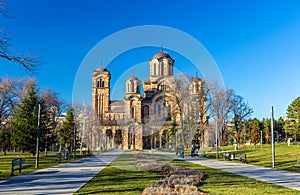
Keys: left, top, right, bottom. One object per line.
{"left": 151, "top": 51, "right": 170, "bottom": 60}
{"left": 127, "top": 75, "right": 139, "bottom": 81}
{"left": 97, "top": 66, "right": 108, "bottom": 72}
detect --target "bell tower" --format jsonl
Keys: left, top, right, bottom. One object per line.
{"left": 92, "top": 66, "right": 111, "bottom": 120}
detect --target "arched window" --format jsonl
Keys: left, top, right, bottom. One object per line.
{"left": 157, "top": 104, "right": 161, "bottom": 117}
{"left": 193, "top": 82, "right": 199, "bottom": 93}
{"left": 97, "top": 80, "right": 100, "bottom": 88}
{"left": 131, "top": 107, "right": 135, "bottom": 118}
{"left": 131, "top": 81, "right": 134, "bottom": 93}
{"left": 161, "top": 62, "right": 164, "bottom": 76}
{"left": 153, "top": 63, "right": 157, "bottom": 76}
{"left": 101, "top": 80, "right": 105, "bottom": 87}
{"left": 144, "top": 105, "right": 149, "bottom": 116}
{"left": 159, "top": 83, "right": 167, "bottom": 91}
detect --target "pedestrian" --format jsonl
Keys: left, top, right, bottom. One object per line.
{"left": 180, "top": 144, "right": 184, "bottom": 158}
{"left": 191, "top": 144, "right": 195, "bottom": 158}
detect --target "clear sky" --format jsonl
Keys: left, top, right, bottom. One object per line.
{"left": 1, "top": 0, "right": 300, "bottom": 119}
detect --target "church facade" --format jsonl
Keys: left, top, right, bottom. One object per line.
{"left": 92, "top": 50, "right": 207, "bottom": 150}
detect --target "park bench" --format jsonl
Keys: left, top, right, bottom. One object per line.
{"left": 223, "top": 152, "right": 230, "bottom": 160}
{"left": 190, "top": 150, "right": 205, "bottom": 157}
{"left": 11, "top": 158, "right": 29, "bottom": 176}
{"left": 238, "top": 153, "right": 247, "bottom": 163}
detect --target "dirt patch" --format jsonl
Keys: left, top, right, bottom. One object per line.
{"left": 136, "top": 156, "right": 206, "bottom": 195}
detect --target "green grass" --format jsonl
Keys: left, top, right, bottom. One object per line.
{"left": 202, "top": 143, "right": 300, "bottom": 172}
{"left": 76, "top": 151, "right": 299, "bottom": 195}
{"left": 0, "top": 151, "right": 87, "bottom": 180}
{"left": 75, "top": 151, "right": 165, "bottom": 195}
{"left": 171, "top": 159, "right": 299, "bottom": 195}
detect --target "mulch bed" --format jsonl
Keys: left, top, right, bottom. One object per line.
{"left": 135, "top": 154, "right": 206, "bottom": 195}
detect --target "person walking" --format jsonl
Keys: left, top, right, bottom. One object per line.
{"left": 180, "top": 144, "right": 184, "bottom": 158}
{"left": 191, "top": 144, "right": 195, "bottom": 158}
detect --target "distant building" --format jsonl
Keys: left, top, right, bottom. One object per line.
{"left": 92, "top": 50, "right": 208, "bottom": 150}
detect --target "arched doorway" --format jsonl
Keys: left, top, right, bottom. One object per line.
{"left": 114, "top": 129, "right": 123, "bottom": 149}
{"left": 106, "top": 129, "right": 113, "bottom": 149}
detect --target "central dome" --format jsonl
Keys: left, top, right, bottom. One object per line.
{"left": 151, "top": 51, "right": 170, "bottom": 60}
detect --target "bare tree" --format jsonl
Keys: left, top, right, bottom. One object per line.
{"left": 165, "top": 73, "right": 190, "bottom": 148}
{"left": 210, "top": 84, "right": 235, "bottom": 147}
{"left": 73, "top": 103, "right": 94, "bottom": 154}
{"left": 0, "top": 0, "right": 41, "bottom": 73}
{"left": 41, "top": 89, "right": 64, "bottom": 155}
{"left": 188, "top": 79, "right": 213, "bottom": 148}
{"left": 231, "top": 94, "right": 253, "bottom": 145}
{"left": 0, "top": 77, "right": 34, "bottom": 129}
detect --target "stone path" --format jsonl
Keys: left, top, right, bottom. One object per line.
{"left": 155, "top": 151, "right": 300, "bottom": 191}
{"left": 0, "top": 150, "right": 123, "bottom": 195}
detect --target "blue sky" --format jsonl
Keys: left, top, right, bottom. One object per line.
{"left": 1, "top": 0, "right": 300, "bottom": 119}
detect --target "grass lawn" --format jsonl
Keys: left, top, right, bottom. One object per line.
{"left": 171, "top": 159, "right": 299, "bottom": 195}
{"left": 75, "top": 151, "right": 165, "bottom": 195}
{"left": 75, "top": 151, "right": 299, "bottom": 195}
{"left": 202, "top": 143, "right": 300, "bottom": 172}
{"left": 0, "top": 151, "right": 87, "bottom": 180}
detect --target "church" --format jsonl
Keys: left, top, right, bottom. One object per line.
{"left": 92, "top": 50, "right": 206, "bottom": 150}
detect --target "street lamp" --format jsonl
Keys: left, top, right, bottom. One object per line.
{"left": 260, "top": 130, "right": 263, "bottom": 149}
{"left": 215, "top": 119, "right": 218, "bottom": 159}
{"left": 271, "top": 106, "right": 275, "bottom": 167}
{"left": 73, "top": 122, "right": 76, "bottom": 159}
{"left": 36, "top": 103, "right": 41, "bottom": 168}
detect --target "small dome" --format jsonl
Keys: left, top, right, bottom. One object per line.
{"left": 96, "top": 66, "right": 108, "bottom": 72}
{"left": 127, "top": 75, "right": 139, "bottom": 81}
{"left": 151, "top": 51, "right": 171, "bottom": 60}
{"left": 191, "top": 77, "right": 202, "bottom": 82}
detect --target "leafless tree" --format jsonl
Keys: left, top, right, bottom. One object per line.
{"left": 0, "top": 0, "right": 41, "bottom": 73}
{"left": 210, "top": 83, "right": 235, "bottom": 146}
{"left": 73, "top": 103, "right": 95, "bottom": 154}
{"left": 0, "top": 77, "right": 34, "bottom": 128}
{"left": 41, "top": 89, "right": 64, "bottom": 154}
{"left": 231, "top": 94, "right": 253, "bottom": 145}
{"left": 165, "top": 73, "right": 190, "bottom": 148}
{"left": 0, "top": 77, "right": 35, "bottom": 154}
{"left": 188, "top": 79, "right": 213, "bottom": 148}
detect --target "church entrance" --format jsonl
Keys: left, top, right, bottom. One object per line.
{"left": 114, "top": 129, "right": 123, "bottom": 149}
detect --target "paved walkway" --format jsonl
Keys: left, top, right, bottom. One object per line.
{"left": 0, "top": 150, "right": 123, "bottom": 195}
{"left": 155, "top": 151, "right": 300, "bottom": 191}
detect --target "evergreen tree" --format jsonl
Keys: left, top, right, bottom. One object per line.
{"left": 250, "top": 119, "right": 260, "bottom": 147}
{"left": 0, "top": 127, "right": 11, "bottom": 155}
{"left": 11, "top": 83, "right": 39, "bottom": 155}
{"left": 275, "top": 117, "right": 285, "bottom": 142}
{"left": 284, "top": 97, "right": 300, "bottom": 141}
{"left": 262, "top": 118, "right": 271, "bottom": 144}
{"left": 57, "top": 107, "right": 75, "bottom": 153}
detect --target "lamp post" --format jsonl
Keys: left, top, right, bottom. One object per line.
{"left": 271, "top": 106, "right": 275, "bottom": 167}
{"left": 36, "top": 103, "right": 41, "bottom": 168}
{"left": 215, "top": 119, "right": 218, "bottom": 159}
{"left": 73, "top": 122, "right": 76, "bottom": 159}
{"left": 260, "top": 130, "right": 263, "bottom": 149}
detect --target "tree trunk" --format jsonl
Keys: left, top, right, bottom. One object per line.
{"left": 180, "top": 112, "right": 185, "bottom": 148}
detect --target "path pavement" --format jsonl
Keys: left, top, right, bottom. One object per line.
{"left": 0, "top": 150, "right": 123, "bottom": 195}
{"left": 155, "top": 151, "right": 300, "bottom": 191}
